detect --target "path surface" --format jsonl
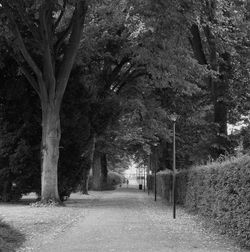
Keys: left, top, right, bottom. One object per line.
{"left": 36, "top": 184, "right": 247, "bottom": 252}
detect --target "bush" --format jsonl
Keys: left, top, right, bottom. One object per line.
{"left": 107, "top": 171, "right": 124, "bottom": 186}
{"left": 148, "top": 170, "right": 188, "bottom": 204}
{"left": 88, "top": 170, "right": 124, "bottom": 191}
{"left": 185, "top": 155, "right": 250, "bottom": 248}
{"left": 148, "top": 156, "right": 250, "bottom": 248}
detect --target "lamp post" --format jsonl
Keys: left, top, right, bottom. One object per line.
{"left": 139, "top": 167, "right": 142, "bottom": 190}
{"left": 154, "top": 160, "right": 157, "bottom": 201}
{"left": 148, "top": 154, "right": 150, "bottom": 195}
{"left": 169, "top": 113, "right": 178, "bottom": 219}
{"left": 143, "top": 165, "right": 146, "bottom": 192}
{"left": 153, "top": 143, "right": 158, "bottom": 202}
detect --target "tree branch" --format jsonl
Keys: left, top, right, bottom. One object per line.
{"left": 109, "top": 57, "right": 130, "bottom": 84}
{"left": 111, "top": 65, "right": 133, "bottom": 92}
{"left": 55, "top": 0, "right": 67, "bottom": 29}
{"left": 15, "top": 0, "right": 41, "bottom": 44}
{"left": 54, "top": 18, "right": 73, "bottom": 56}
{"left": 40, "top": 2, "right": 56, "bottom": 100}
{"left": 189, "top": 24, "right": 207, "bottom": 65}
{"left": 56, "top": 0, "right": 88, "bottom": 103}
{"left": 2, "top": 2, "right": 43, "bottom": 87}
{"left": 116, "top": 67, "right": 147, "bottom": 94}
{"left": 20, "top": 66, "right": 41, "bottom": 97}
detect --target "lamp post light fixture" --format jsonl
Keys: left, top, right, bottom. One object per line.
{"left": 169, "top": 113, "right": 178, "bottom": 219}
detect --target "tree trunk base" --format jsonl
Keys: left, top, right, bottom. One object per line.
{"left": 37, "top": 198, "right": 64, "bottom": 207}
{"left": 81, "top": 190, "right": 89, "bottom": 195}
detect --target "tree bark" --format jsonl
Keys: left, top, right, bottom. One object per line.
{"left": 189, "top": 24, "right": 207, "bottom": 65}
{"left": 41, "top": 102, "right": 61, "bottom": 202}
{"left": 211, "top": 52, "right": 230, "bottom": 157}
{"left": 81, "top": 168, "right": 90, "bottom": 194}
{"left": 204, "top": 25, "right": 230, "bottom": 158}
{"left": 189, "top": 24, "right": 230, "bottom": 158}
{"left": 100, "top": 153, "right": 108, "bottom": 189}
{"left": 3, "top": 1, "right": 89, "bottom": 203}
{"left": 92, "top": 151, "right": 102, "bottom": 190}
{"left": 2, "top": 181, "right": 11, "bottom": 202}
{"left": 81, "top": 134, "right": 96, "bottom": 194}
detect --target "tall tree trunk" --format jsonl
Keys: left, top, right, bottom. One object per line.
{"left": 2, "top": 181, "right": 11, "bottom": 202}
{"left": 3, "top": 1, "right": 89, "bottom": 203}
{"left": 41, "top": 102, "right": 61, "bottom": 202}
{"left": 82, "top": 168, "right": 90, "bottom": 195}
{"left": 211, "top": 52, "right": 231, "bottom": 157}
{"left": 189, "top": 24, "right": 207, "bottom": 65}
{"left": 81, "top": 134, "right": 96, "bottom": 194}
{"left": 189, "top": 24, "right": 230, "bottom": 159}
{"left": 100, "top": 153, "right": 108, "bottom": 189}
{"left": 204, "top": 25, "right": 230, "bottom": 158}
{"left": 92, "top": 150, "right": 102, "bottom": 190}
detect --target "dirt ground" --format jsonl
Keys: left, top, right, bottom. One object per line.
{"left": 0, "top": 187, "right": 248, "bottom": 252}
{"left": 0, "top": 192, "right": 100, "bottom": 251}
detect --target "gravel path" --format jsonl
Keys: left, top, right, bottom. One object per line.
{"left": 0, "top": 193, "right": 100, "bottom": 251}
{"left": 36, "top": 186, "right": 247, "bottom": 252}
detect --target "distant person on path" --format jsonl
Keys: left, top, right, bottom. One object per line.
{"left": 126, "top": 179, "right": 129, "bottom": 188}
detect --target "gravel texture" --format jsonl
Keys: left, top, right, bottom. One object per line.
{"left": 0, "top": 186, "right": 248, "bottom": 252}
{"left": 0, "top": 193, "right": 100, "bottom": 251}
{"left": 30, "top": 186, "right": 248, "bottom": 252}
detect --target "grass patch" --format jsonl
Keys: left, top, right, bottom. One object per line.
{"left": 0, "top": 219, "right": 25, "bottom": 251}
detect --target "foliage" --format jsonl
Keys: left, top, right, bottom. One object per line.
{"left": 0, "top": 0, "right": 250, "bottom": 203}
{"left": 88, "top": 170, "right": 124, "bottom": 190}
{"left": 0, "top": 0, "right": 89, "bottom": 202}
{"left": 147, "top": 170, "right": 188, "bottom": 204}
{"left": 141, "top": 0, "right": 250, "bottom": 161}
{"left": 0, "top": 59, "right": 92, "bottom": 201}
{"left": 240, "top": 125, "right": 250, "bottom": 152}
{"left": 107, "top": 154, "right": 131, "bottom": 174}
{"left": 58, "top": 66, "right": 93, "bottom": 200}
{"left": 106, "top": 170, "right": 124, "bottom": 188}
{"left": 149, "top": 155, "right": 250, "bottom": 248}
{"left": 0, "top": 55, "right": 41, "bottom": 201}
{"left": 185, "top": 155, "right": 250, "bottom": 248}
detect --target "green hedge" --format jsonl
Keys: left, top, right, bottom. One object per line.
{"left": 148, "top": 155, "right": 250, "bottom": 248}
{"left": 148, "top": 170, "right": 188, "bottom": 204}
{"left": 185, "top": 155, "right": 250, "bottom": 248}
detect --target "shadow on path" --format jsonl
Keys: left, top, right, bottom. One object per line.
{"left": 0, "top": 219, "right": 25, "bottom": 251}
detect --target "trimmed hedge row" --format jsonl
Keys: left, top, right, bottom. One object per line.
{"left": 148, "top": 155, "right": 250, "bottom": 248}
{"left": 148, "top": 170, "right": 187, "bottom": 204}
{"left": 186, "top": 156, "right": 250, "bottom": 248}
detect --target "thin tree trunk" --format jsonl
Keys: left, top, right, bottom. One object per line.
{"left": 41, "top": 102, "right": 61, "bottom": 202}
{"left": 82, "top": 168, "right": 90, "bottom": 194}
{"left": 189, "top": 24, "right": 230, "bottom": 159}
{"left": 2, "top": 181, "right": 11, "bottom": 202}
{"left": 81, "top": 134, "right": 96, "bottom": 194}
{"left": 212, "top": 52, "right": 230, "bottom": 157}
{"left": 204, "top": 26, "right": 230, "bottom": 158}
{"left": 92, "top": 150, "right": 102, "bottom": 190}
{"left": 101, "top": 153, "right": 108, "bottom": 189}
{"left": 189, "top": 24, "right": 207, "bottom": 65}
